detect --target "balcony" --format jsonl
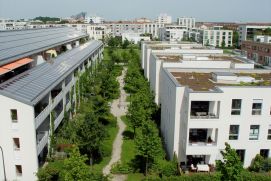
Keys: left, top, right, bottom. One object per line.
{"left": 188, "top": 128, "right": 218, "bottom": 147}
{"left": 54, "top": 111, "right": 64, "bottom": 130}
{"left": 52, "top": 91, "right": 63, "bottom": 109}
{"left": 35, "top": 104, "right": 50, "bottom": 129}
{"left": 37, "top": 131, "right": 49, "bottom": 155}
{"left": 190, "top": 101, "right": 220, "bottom": 119}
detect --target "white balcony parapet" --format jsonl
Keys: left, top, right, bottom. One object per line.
{"left": 52, "top": 91, "right": 63, "bottom": 109}
{"left": 190, "top": 114, "right": 219, "bottom": 119}
{"left": 54, "top": 111, "right": 64, "bottom": 130}
{"left": 37, "top": 131, "right": 49, "bottom": 155}
{"left": 189, "top": 142, "right": 217, "bottom": 146}
{"left": 35, "top": 105, "right": 50, "bottom": 129}
{"left": 66, "top": 101, "right": 71, "bottom": 111}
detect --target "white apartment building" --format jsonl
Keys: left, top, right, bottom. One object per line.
{"left": 86, "top": 25, "right": 110, "bottom": 40}
{"left": 238, "top": 24, "right": 271, "bottom": 46}
{"left": 155, "top": 13, "right": 172, "bottom": 24}
{"left": 149, "top": 52, "right": 254, "bottom": 104}
{"left": 159, "top": 25, "right": 187, "bottom": 42}
{"left": 0, "top": 28, "right": 104, "bottom": 181}
{"left": 0, "top": 19, "right": 29, "bottom": 31}
{"left": 254, "top": 35, "right": 271, "bottom": 44}
{"left": 202, "top": 26, "right": 233, "bottom": 47}
{"left": 177, "top": 17, "right": 196, "bottom": 30}
{"left": 85, "top": 16, "right": 105, "bottom": 24}
{"left": 160, "top": 67, "right": 271, "bottom": 167}
{"left": 141, "top": 41, "right": 223, "bottom": 80}
{"left": 122, "top": 33, "right": 150, "bottom": 44}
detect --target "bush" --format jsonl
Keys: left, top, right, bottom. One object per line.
{"left": 241, "top": 170, "right": 271, "bottom": 181}
{"left": 111, "top": 162, "right": 133, "bottom": 174}
{"left": 142, "top": 173, "right": 221, "bottom": 181}
{"left": 250, "top": 154, "right": 265, "bottom": 172}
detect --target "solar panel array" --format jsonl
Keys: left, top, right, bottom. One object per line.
{"left": 0, "top": 40, "right": 103, "bottom": 105}
{"left": 0, "top": 27, "right": 87, "bottom": 66}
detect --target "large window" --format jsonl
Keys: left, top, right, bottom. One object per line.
{"left": 249, "top": 125, "right": 260, "bottom": 140}
{"left": 252, "top": 99, "right": 262, "bottom": 115}
{"left": 231, "top": 99, "right": 242, "bottom": 115}
{"left": 236, "top": 150, "right": 245, "bottom": 163}
{"left": 229, "top": 125, "right": 239, "bottom": 140}
{"left": 260, "top": 149, "right": 269, "bottom": 159}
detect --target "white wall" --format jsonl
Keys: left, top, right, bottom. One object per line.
{"left": 0, "top": 95, "right": 38, "bottom": 181}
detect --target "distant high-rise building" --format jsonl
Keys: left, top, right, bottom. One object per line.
{"left": 155, "top": 13, "right": 172, "bottom": 24}
{"left": 177, "top": 17, "right": 196, "bottom": 30}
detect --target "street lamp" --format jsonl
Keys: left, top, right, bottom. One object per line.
{"left": 0, "top": 146, "right": 6, "bottom": 181}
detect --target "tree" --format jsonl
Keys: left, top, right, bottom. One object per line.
{"left": 249, "top": 154, "right": 265, "bottom": 172}
{"left": 221, "top": 40, "right": 226, "bottom": 48}
{"left": 233, "top": 31, "right": 239, "bottom": 48}
{"left": 216, "top": 142, "right": 243, "bottom": 181}
{"left": 122, "top": 38, "right": 130, "bottom": 49}
{"left": 60, "top": 146, "right": 102, "bottom": 181}
{"left": 77, "top": 111, "right": 106, "bottom": 163}
{"left": 135, "top": 122, "right": 163, "bottom": 175}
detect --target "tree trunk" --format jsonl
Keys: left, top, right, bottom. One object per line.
{"left": 133, "top": 127, "right": 136, "bottom": 139}
{"left": 145, "top": 156, "right": 148, "bottom": 176}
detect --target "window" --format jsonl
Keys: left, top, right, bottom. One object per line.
{"left": 268, "top": 125, "right": 271, "bottom": 140}
{"left": 249, "top": 125, "right": 260, "bottom": 140}
{"left": 15, "top": 165, "right": 22, "bottom": 176}
{"left": 231, "top": 99, "right": 242, "bottom": 115}
{"left": 229, "top": 125, "right": 239, "bottom": 140}
{"left": 236, "top": 150, "right": 245, "bottom": 163}
{"left": 13, "top": 138, "right": 20, "bottom": 151}
{"left": 260, "top": 149, "right": 269, "bottom": 159}
{"left": 10, "top": 109, "right": 18, "bottom": 122}
{"left": 252, "top": 99, "right": 262, "bottom": 115}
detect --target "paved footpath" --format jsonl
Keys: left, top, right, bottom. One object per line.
{"left": 103, "top": 67, "right": 129, "bottom": 181}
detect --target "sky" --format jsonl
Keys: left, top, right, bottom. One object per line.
{"left": 0, "top": 0, "right": 270, "bottom": 22}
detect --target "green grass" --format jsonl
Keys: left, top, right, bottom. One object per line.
{"left": 127, "top": 173, "right": 145, "bottom": 181}
{"left": 92, "top": 119, "right": 119, "bottom": 173}
{"left": 223, "top": 49, "right": 235, "bottom": 55}
{"left": 120, "top": 116, "right": 136, "bottom": 165}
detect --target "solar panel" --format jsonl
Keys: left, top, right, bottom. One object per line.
{"left": 0, "top": 40, "right": 103, "bottom": 105}
{"left": 0, "top": 27, "right": 88, "bottom": 66}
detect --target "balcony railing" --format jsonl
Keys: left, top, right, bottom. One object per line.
{"left": 35, "top": 105, "right": 50, "bottom": 129}
{"left": 189, "top": 142, "right": 217, "bottom": 146}
{"left": 66, "top": 101, "right": 71, "bottom": 111}
{"left": 190, "top": 112, "right": 219, "bottom": 119}
{"left": 37, "top": 131, "right": 49, "bottom": 155}
{"left": 54, "top": 111, "right": 64, "bottom": 130}
{"left": 52, "top": 91, "right": 63, "bottom": 108}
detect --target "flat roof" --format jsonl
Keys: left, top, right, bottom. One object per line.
{"left": 0, "top": 27, "right": 88, "bottom": 66}
{"left": 0, "top": 40, "right": 103, "bottom": 105}
{"left": 170, "top": 70, "right": 271, "bottom": 92}
{"left": 156, "top": 55, "right": 182, "bottom": 62}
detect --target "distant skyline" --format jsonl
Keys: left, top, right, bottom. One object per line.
{"left": 0, "top": 0, "right": 270, "bottom": 22}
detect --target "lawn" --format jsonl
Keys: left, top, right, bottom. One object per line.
{"left": 92, "top": 117, "right": 119, "bottom": 173}
{"left": 120, "top": 115, "right": 136, "bottom": 165}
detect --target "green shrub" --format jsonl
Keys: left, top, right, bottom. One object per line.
{"left": 249, "top": 154, "right": 265, "bottom": 172}
{"left": 111, "top": 162, "right": 133, "bottom": 174}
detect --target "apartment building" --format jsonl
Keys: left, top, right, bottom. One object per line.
{"left": 141, "top": 41, "right": 222, "bottom": 80}
{"left": 122, "top": 33, "right": 150, "bottom": 44}
{"left": 177, "top": 17, "right": 196, "bottom": 30}
{"left": 0, "top": 19, "right": 29, "bottom": 31}
{"left": 155, "top": 13, "right": 172, "bottom": 24}
{"left": 84, "top": 16, "right": 105, "bottom": 24}
{"left": 160, "top": 67, "right": 271, "bottom": 168}
{"left": 149, "top": 52, "right": 254, "bottom": 104}
{"left": 238, "top": 24, "right": 271, "bottom": 46}
{"left": 86, "top": 25, "right": 110, "bottom": 40}
{"left": 159, "top": 25, "right": 187, "bottom": 42}
{"left": 241, "top": 36, "right": 271, "bottom": 66}
{"left": 202, "top": 26, "right": 233, "bottom": 47}
{"left": 0, "top": 28, "right": 104, "bottom": 180}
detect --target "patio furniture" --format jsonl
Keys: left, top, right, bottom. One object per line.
{"left": 190, "top": 164, "right": 197, "bottom": 172}
{"left": 197, "top": 164, "right": 209, "bottom": 172}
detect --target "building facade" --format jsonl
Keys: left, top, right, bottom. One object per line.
{"left": 177, "top": 17, "right": 196, "bottom": 30}
{"left": 0, "top": 28, "right": 104, "bottom": 181}
{"left": 241, "top": 37, "right": 271, "bottom": 66}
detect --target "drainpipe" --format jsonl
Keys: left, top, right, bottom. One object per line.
{"left": 0, "top": 146, "right": 7, "bottom": 181}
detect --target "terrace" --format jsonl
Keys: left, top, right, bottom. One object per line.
{"left": 156, "top": 55, "right": 182, "bottom": 62}
{"left": 170, "top": 71, "right": 271, "bottom": 92}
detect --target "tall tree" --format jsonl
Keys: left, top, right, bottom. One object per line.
{"left": 77, "top": 111, "right": 106, "bottom": 163}
{"left": 216, "top": 142, "right": 243, "bottom": 181}
{"left": 135, "top": 122, "right": 163, "bottom": 175}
